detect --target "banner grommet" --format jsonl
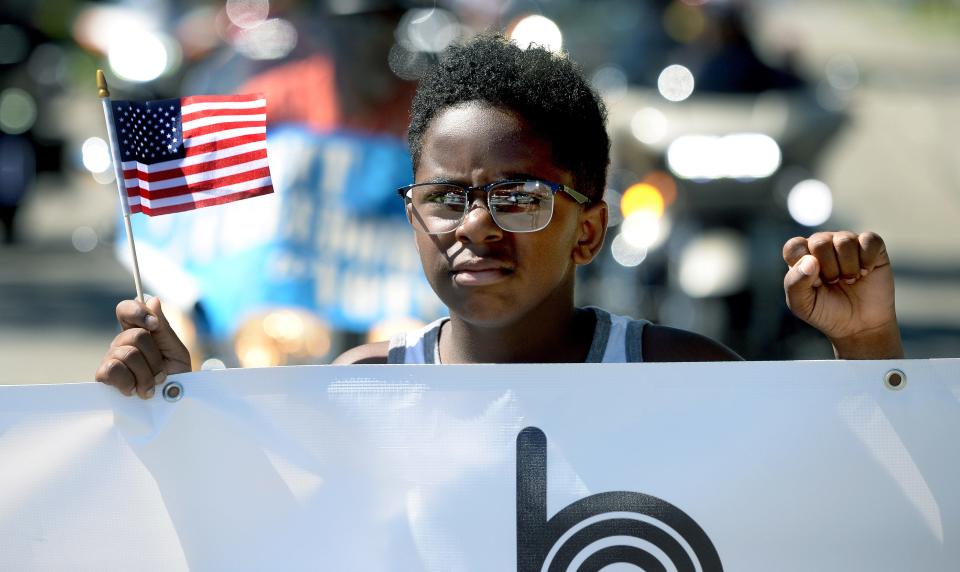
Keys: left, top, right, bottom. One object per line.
{"left": 884, "top": 369, "right": 906, "bottom": 391}
{"left": 162, "top": 381, "right": 184, "bottom": 402}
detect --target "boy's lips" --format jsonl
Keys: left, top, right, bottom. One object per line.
{"left": 450, "top": 258, "right": 514, "bottom": 286}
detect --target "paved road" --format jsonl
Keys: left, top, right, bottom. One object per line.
{"left": 0, "top": 242, "right": 130, "bottom": 384}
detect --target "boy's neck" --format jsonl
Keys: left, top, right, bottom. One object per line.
{"left": 439, "top": 302, "right": 596, "bottom": 364}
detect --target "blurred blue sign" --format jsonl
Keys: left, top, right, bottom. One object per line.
{"left": 118, "top": 126, "right": 443, "bottom": 338}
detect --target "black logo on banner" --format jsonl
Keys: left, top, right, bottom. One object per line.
{"left": 516, "top": 427, "right": 723, "bottom": 571}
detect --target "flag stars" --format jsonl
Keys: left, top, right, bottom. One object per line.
{"left": 115, "top": 99, "right": 188, "bottom": 164}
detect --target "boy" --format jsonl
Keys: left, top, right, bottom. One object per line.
{"left": 96, "top": 36, "right": 902, "bottom": 398}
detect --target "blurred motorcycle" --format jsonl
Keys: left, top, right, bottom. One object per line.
{"left": 593, "top": 86, "right": 846, "bottom": 359}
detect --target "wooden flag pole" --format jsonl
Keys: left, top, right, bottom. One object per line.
{"left": 97, "top": 69, "right": 145, "bottom": 303}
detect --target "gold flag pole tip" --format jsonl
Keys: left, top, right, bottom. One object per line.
{"left": 97, "top": 69, "right": 109, "bottom": 98}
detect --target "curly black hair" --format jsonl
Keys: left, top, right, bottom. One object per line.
{"left": 407, "top": 35, "right": 610, "bottom": 202}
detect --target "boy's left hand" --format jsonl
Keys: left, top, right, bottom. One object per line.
{"left": 783, "top": 231, "right": 903, "bottom": 359}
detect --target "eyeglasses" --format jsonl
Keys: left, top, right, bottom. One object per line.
{"left": 397, "top": 179, "right": 590, "bottom": 234}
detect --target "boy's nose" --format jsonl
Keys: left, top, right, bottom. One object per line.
{"left": 455, "top": 196, "right": 504, "bottom": 243}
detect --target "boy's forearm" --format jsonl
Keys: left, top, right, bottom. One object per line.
{"left": 829, "top": 322, "right": 904, "bottom": 360}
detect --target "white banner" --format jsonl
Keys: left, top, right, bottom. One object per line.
{"left": 2, "top": 360, "right": 959, "bottom": 571}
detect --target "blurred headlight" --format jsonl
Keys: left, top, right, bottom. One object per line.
{"left": 677, "top": 230, "right": 748, "bottom": 298}
{"left": 234, "top": 308, "right": 331, "bottom": 368}
{"left": 667, "top": 133, "right": 781, "bottom": 180}
{"left": 787, "top": 179, "right": 833, "bottom": 227}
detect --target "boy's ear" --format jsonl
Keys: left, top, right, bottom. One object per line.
{"left": 572, "top": 200, "right": 608, "bottom": 265}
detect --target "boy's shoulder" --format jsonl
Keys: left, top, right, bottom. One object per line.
{"left": 332, "top": 341, "right": 390, "bottom": 365}
{"left": 329, "top": 321, "right": 742, "bottom": 364}
{"left": 641, "top": 323, "right": 742, "bottom": 362}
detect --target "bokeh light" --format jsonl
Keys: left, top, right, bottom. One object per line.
{"left": 108, "top": 31, "right": 169, "bottom": 82}
{"left": 591, "top": 65, "right": 628, "bottom": 103}
{"left": 27, "top": 44, "right": 68, "bottom": 87}
{"left": 678, "top": 230, "right": 749, "bottom": 298}
{"left": 367, "top": 316, "right": 427, "bottom": 343}
{"left": 81, "top": 137, "right": 112, "bottom": 174}
{"left": 787, "top": 179, "right": 833, "bottom": 227}
{"left": 825, "top": 54, "right": 860, "bottom": 91}
{"left": 225, "top": 0, "right": 270, "bottom": 30}
{"left": 0, "top": 89, "right": 37, "bottom": 134}
{"left": 722, "top": 133, "right": 781, "bottom": 179}
{"left": 667, "top": 133, "right": 781, "bottom": 180}
{"left": 71, "top": 227, "right": 99, "bottom": 253}
{"left": 630, "top": 107, "right": 669, "bottom": 145}
{"left": 201, "top": 358, "right": 227, "bottom": 371}
{"left": 657, "top": 64, "right": 695, "bottom": 102}
{"left": 509, "top": 15, "right": 563, "bottom": 52}
{"left": 620, "top": 183, "right": 665, "bottom": 219}
{"left": 611, "top": 234, "right": 648, "bottom": 267}
{"left": 643, "top": 171, "right": 678, "bottom": 207}
{"left": 92, "top": 170, "right": 116, "bottom": 185}
{"left": 234, "top": 18, "right": 297, "bottom": 60}
{"left": 398, "top": 8, "right": 460, "bottom": 53}
{"left": 234, "top": 309, "right": 331, "bottom": 367}
{"left": 620, "top": 211, "right": 665, "bottom": 250}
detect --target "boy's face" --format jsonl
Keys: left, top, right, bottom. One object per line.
{"left": 411, "top": 102, "right": 607, "bottom": 327}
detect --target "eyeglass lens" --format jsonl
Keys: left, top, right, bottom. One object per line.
{"left": 406, "top": 181, "right": 555, "bottom": 234}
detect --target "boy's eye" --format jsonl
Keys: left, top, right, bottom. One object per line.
{"left": 423, "top": 189, "right": 466, "bottom": 207}
{"left": 490, "top": 190, "right": 545, "bottom": 208}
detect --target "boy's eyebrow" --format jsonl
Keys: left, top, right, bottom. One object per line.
{"left": 503, "top": 172, "right": 542, "bottom": 181}
{"left": 423, "top": 175, "right": 461, "bottom": 184}
{"left": 422, "top": 173, "right": 546, "bottom": 185}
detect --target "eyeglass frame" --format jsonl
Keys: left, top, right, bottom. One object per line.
{"left": 396, "top": 178, "right": 591, "bottom": 234}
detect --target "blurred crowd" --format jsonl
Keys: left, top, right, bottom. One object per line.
{"left": 2, "top": 0, "right": 958, "bottom": 377}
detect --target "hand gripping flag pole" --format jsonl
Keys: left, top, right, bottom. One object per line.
{"left": 97, "top": 69, "right": 145, "bottom": 303}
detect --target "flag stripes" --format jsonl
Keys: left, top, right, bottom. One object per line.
{"left": 130, "top": 169, "right": 272, "bottom": 201}
{"left": 124, "top": 151, "right": 269, "bottom": 185}
{"left": 180, "top": 106, "right": 266, "bottom": 122}
{"left": 183, "top": 127, "right": 266, "bottom": 149}
{"left": 134, "top": 184, "right": 275, "bottom": 216}
{"left": 121, "top": 140, "right": 268, "bottom": 174}
{"left": 182, "top": 120, "right": 267, "bottom": 139}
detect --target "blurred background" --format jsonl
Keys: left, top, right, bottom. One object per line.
{"left": 1, "top": 0, "right": 958, "bottom": 383}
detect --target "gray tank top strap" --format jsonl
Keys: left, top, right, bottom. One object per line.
{"left": 386, "top": 334, "right": 407, "bottom": 364}
{"left": 625, "top": 319, "right": 647, "bottom": 363}
{"left": 585, "top": 308, "right": 613, "bottom": 363}
{"left": 422, "top": 323, "right": 440, "bottom": 364}
{"left": 585, "top": 306, "right": 648, "bottom": 363}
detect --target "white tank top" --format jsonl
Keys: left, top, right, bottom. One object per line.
{"left": 386, "top": 307, "right": 650, "bottom": 364}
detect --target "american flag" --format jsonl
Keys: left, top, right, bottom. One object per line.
{"left": 110, "top": 94, "right": 273, "bottom": 216}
